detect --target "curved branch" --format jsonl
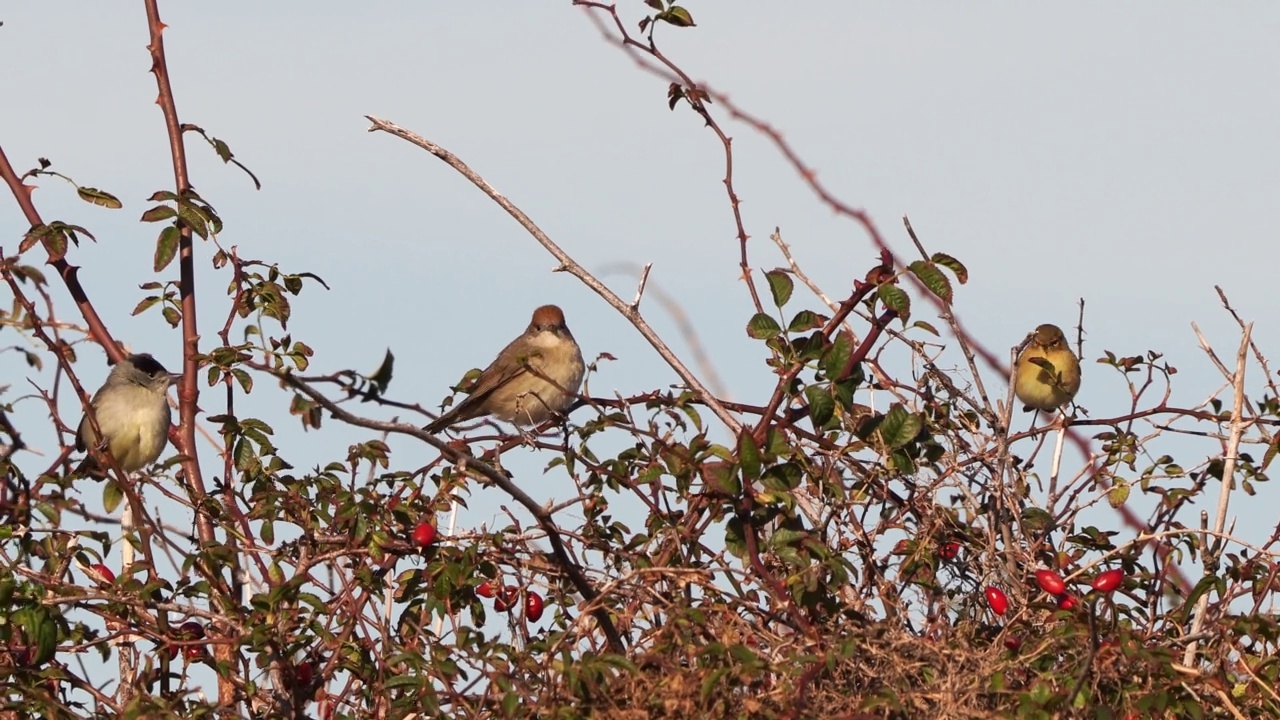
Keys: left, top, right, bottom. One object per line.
{"left": 365, "top": 116, "right": 741, "bottom": 436}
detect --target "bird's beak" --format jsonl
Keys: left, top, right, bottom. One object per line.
{"left": 167, "top": 373, "right": 183, "bottom": 385}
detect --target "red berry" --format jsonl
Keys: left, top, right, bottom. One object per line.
{"left": 87, "top": 563, "right": 116, "bottom": 585}
{"left": 1003, "top": 635, "right": 1022, "bottom": 652}
{"left": 293, "top": 659, "right": 315, "bottom": 687}
{"left": 493, "top": 586, "right": 519, "bottom": 612}
{"left": 411, "top": 522, "right": 437, "bottom": 548}
{"left": 1034, "top": 569, "right": 1066, "bottom": 596}
{"left": 476, "top": 580, "right": 497, "bottom": 598}
{"left": 938, "top": 542, "right": 961, "bottom": 561}
{"left": 984, "top": 586, "right": 1009, "bottom": 616}
{"left": 1092, "top": 568, "right": 1124, "bottom": 593}
{"left": 170, "top": 621, "right": 206, "bottom": 662}
{"left": 1057, "top": 594, "right": 1078, "bottom": 610}
{"left": 525, "top": 591, "right": 545, "bottom": 622}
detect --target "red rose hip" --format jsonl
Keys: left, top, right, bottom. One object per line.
{"left": 411, "top": 522, "right": 437, "bottom": 549}
{"left": 525, "top": 591, "right": 545, "bottom": 622}
{"left": 938, "top": 541, "right": 961, "bottom": 560}
{"left": 493, "top": 586, "right": 519, "bottom": 612}
{"left": 1034, "top": 569, "right": 1066, "bottom": 595}
{"left": 1092, "top": 568, "right": 1124, "bottom": 593}
{"left": 984, "top": 586, "right": 1009, "bottom": 616}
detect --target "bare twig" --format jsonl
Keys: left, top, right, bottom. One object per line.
{"left": 598, "top": 262, "right": 729, "bottom": 399}
{"left": 630, "top": 262, "right": 653, "bottom": 311}
{"left": 1183, "top": 322, "right": 1252, "bottom": 665}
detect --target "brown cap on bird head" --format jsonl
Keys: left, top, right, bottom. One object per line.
{"left": 1033, "top": 324, "right": 1067, "bottom": 346}
{"left": 529, "top": 305, "right": 567, "bottom": 330}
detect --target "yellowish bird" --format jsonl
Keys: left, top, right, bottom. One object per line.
{"left": 426, "top": 305, "right": 585, "bottom": 433}
{"left": 1014, "top": 324, "right": 1081, "bottom": 412}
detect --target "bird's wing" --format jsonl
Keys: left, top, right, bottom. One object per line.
{"left": 427, "top": 344, "right": 543, "bottom": 431}
{"left": 74, "top": 386, "right": 107, "bottom": 451}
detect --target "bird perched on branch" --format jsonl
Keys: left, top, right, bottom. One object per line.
{"left": 76, "top": 353, "right": 177, "bottom": 473}
{"left": 426, "top": 305, "right": 585, "bottom": 433}
{"left": 1014, "top": 324, "right": 1081, "bottom": 412}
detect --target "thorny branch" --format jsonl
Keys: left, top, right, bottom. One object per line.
{"left": 265, "top": 363, "right": 627, "bottom": 654}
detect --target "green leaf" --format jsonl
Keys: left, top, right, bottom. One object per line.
{"left": 762, "top": 462, "right": 801, "bottom": 491}
{"left": 738, "top": 431, "right": 761, "bottom": 481}
{"left": 821, "top": 332, "right": 853, "bottom": 380}
{"left": 876, "top": 284, "right": 911, "bottom": 321}
{"left": 291, "top": 342, "right": 313, "bottom": 371}
{"left": 130, "top": 296, "right": 162, "bottom": 317}
{"left": 756, "top": 489, "right": 794, "bottom": 510}
{"left": 18, "top": 225, "right": 44, "bottom": 254}
{"left": 787, "top": 310, "right": 822, "bottom": 333}
{"left": 52, "top": 220, "right": 95, "bottom": 244}
{"left": 907, "top": 260, "right": 952, "bottom": 303}
{"left": 77, "top": 186, "right": 122, "bottom": 209}
{"left": 154, "top": 225, "right": 180, "bottom": 272}
{"left": 177, "top": 202, "right": 210, "bottom": 239}
{"left": 681, "top": 404, "right": 702, "bottom": 432}
{"left": 102, "top": 480, "right": 124, "bottom": 514}
{"left": 805, "top": 384, "right": 835, "bottom": 427}
{"left": 746, "top": 313, "right": 782, "bottom": 340}
{"left": 177, "top": 199, "right": 217, "bottom": 239}
{"left": 1108, "top": 479, "right": 1130, "bottom": 508}
{"left": 768, "top": 527, "right": 806, "bottom": 548}
{"left": 140, "top": 205, "right": 177, "bottom": 223}
{"left": 233, "top": 438, "right": 257, "bottom": 471}
{"left": 22, "top": 224, "right": 70, "bottom": 261}
{"left": 1021, "top": 507, "right": 1056, "bottom": 535}
{"left": 22, "top": 606, "right": 59, "bottom": 665}
{"left": 212, "top": 138, "right": 232, "bottom": 162}
{"left": 162, "top": 306, "right": 181, "bottom": 327}
{"left": 702, "top": 461, "right": 740, "bottom": 496}
{"left": 231, "top": 368, "right": 254, "bottom": 393}
{"left": 931, "top": 252, "right": 969, "bottom": 284}
{"left": 911, "top": 320, "right": 940, "bottom": 336}
{"left": 45, "top": 227, "right": 68, "bottom": 260}
{"left": 876, "top": 404, "right": 922, "bottom": 449}
{"left": 765, "top": 269, "right": 794, "bottom": 307}
{"left": 660, "top": 5, "right": 695, "bottom": 26}
{"left": 1179, "top": 575, "right": 1223, "bottom": 623}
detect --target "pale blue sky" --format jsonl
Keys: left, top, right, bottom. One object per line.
{"left": 3, "top": 0, "right": 1279, "bottom": 622}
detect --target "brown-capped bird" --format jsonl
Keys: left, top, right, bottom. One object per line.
{"left": 1014, "top": 323, "right": 1081, "bottom": 412}
{"left": 426, "top": 305, "right": 585, "bottom": 433}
